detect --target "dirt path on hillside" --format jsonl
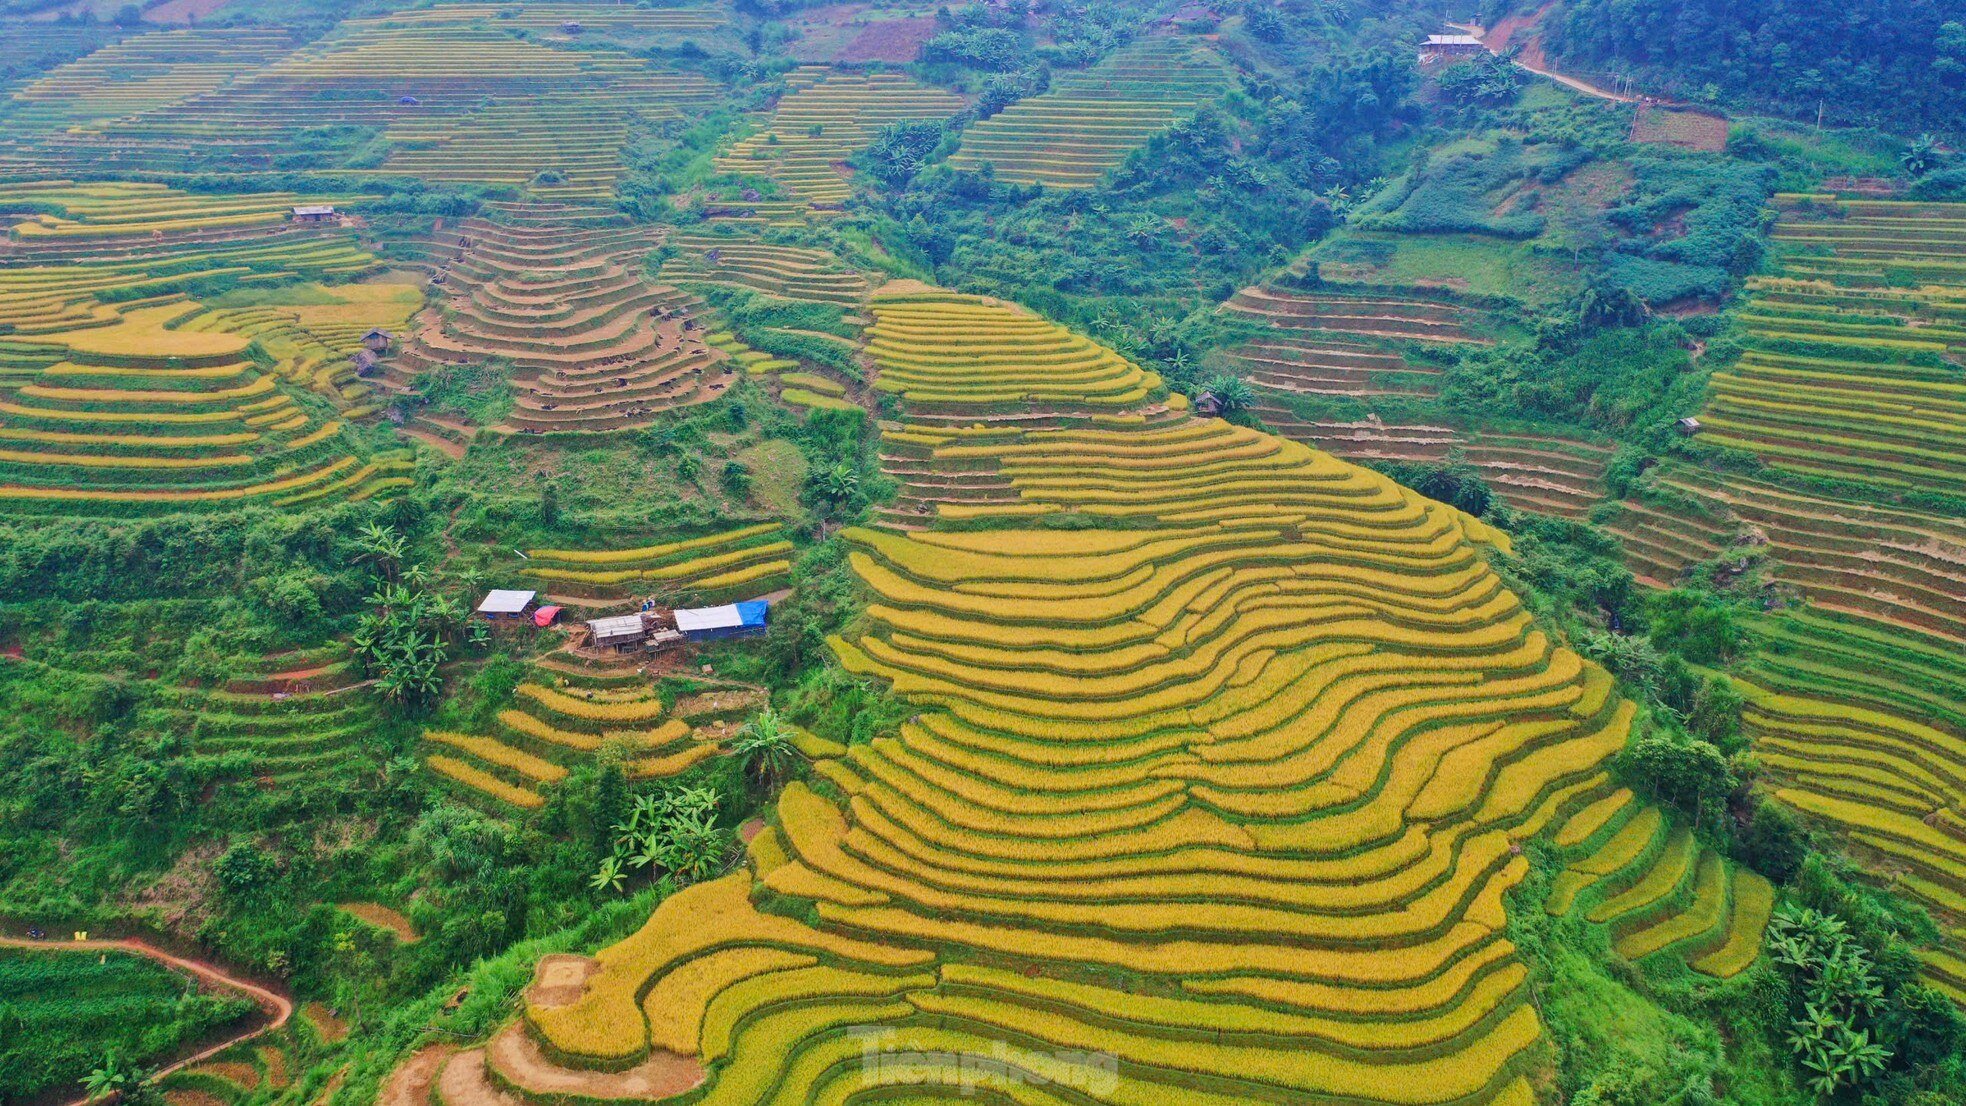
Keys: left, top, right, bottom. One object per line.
{"left": 0, "top": 933, "right": 293, "bottom": 1104}
{"left": 1450, "top": 13, "right": 1641, "bottom": 104}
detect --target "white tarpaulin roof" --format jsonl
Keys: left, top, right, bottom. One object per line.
{"left": 477, "top": 589, "right": 537, "bottom": 614}
{"left": 674, "top": 604, "right": 743, "bottom": 632}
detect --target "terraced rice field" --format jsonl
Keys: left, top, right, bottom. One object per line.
{"left": 1730, "top": 619, "right": 1966, "bottom": 999}
{"left": 204, "top": 282, "right": 423, "bottom": 407}
{"left": 1649, "top": 463, "right": 1966, "bottom": 641}
{"left": 1630, "top": 196, "right": 1966, "bottom": 1001}
{"left": 2, "top": 7, "right": 724, "bottom": 197}
{"left": 1221, "top": 333, "right": 1444, "bottom": 400}
{"left": 1699, "top": 195, "right": 1966, "bottom": 497}
{"left": 0, "top": 296, "right": 408, "bottom": 509}
{"left": 1600, "top": 496, "right": 1738, "bottom": 587}
{"left": 865, "top": 290, "right": 1161, "bottom": 415}
{"left": 393, "top": 202, "right": 738, "bottom": 433}
{"left": 164, "top": 646, "right": 382, "bottom": 790}
{"left": 1212, "top": 282, "right": 1608, "bottom": 516}
{"left": 423, "top": 671, "right": 761, "bottom": 812}
{"left": 1251, "top": 415, "right": 1612, "bottom": 519}
{"left": 949, "top": 34, "right": 1232, "bottom": 188}
{"left": 415, "top": 282, "right": 1757, "bottom": 1106}
{"left": 1222, "top": 285, "right": 1498, "bottom": 345}
{"left": 662, "top": 234, "right": 870, "bottom": 305}
{"left": 0, "top": 183, "right": 411, "bottom": 509}
{"left": 709, "top": 69, "right": 963, "bottom": 223}
{"left": 521, "top": 522, "right": 794, "bottom": 605}
{"left": 3, "top": 26, "right": 293, "bottom": 130}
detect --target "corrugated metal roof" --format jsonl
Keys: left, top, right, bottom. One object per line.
{"left": 587, "top": 614, "right": 647, "bottom": 640}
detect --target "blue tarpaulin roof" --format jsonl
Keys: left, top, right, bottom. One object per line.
{"left": 675, "top": 599, "right": 771, "bottom": 636}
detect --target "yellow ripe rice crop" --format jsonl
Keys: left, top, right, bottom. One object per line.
{"left": 1693, "top": 871, "right": 1776, "bottom": 978}
{"left": 641, "top": 947, "right": 816, "bottom": 1054}
{"left": 515, "top": 683, "right": 668, "bottom": 724}
{"left": 425, "top": 731, "right": 568, "bottom": 783}
{"left": 506, "top": 282, "right": 1668, "bottom": 1101}
{"left": 527, "top": 522, "right": 781, "bottom": 564}
{"left": 426, "top": 755, "right": 541, "bottom": 810}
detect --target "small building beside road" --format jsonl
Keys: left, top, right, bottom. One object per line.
{"left": 477, "top": 589, "right": 537, "bottom": 621}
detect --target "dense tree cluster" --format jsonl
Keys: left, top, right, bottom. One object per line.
{"left": 1543, "top": 0, "right": 1966, "bottom": 134}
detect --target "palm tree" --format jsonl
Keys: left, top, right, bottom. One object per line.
{"left": 729, "top": 709, "right": 804, "bottom": 790}
{"left": 1901, "top": 133, "right": 1944, "bottom": 176}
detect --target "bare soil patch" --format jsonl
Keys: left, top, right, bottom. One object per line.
{"left": 144, "top": 0, "right": 234, "bottom": 22}
{"left": 1631, "top": 105, "right": 1729, "bottom": 151}
{"left": 838, "top": 17, "right": 937, "bottom": 62}
{"left": 486, "top": 1022, "right": 705, "bottom": 1101}
{"left": 379, "top": 1045, "right": 455, "bottom": 1106}
{"left": 337, "top": 901, "right": 420, "bottom": 942}
{"left": 673, "top": 687, "right": 764, "bottom": 722}
{"left": 187, "top": 1062, "right": 259, "bottom": 1091}
{"left": 1481, "top": 2, "right": 1551, "bottom": 53}
{"left": 525, "top": 954, "right": 597, "bottom": 1008}
{"left": 301, "top": 1002, "right": 348, "bottom": 1044}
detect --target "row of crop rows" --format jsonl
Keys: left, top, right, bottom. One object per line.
{"left": 662, "top": 233, "right": 871, "bottom": 305}
{"left": 165, "top": 644, "right": 380, "bottom": 792}
{"left": 479, "top": 284, "right": 1763, "bottom": 1106}
{"left": 519, "top": 521, "right": 793, "bottom": 605}
{"left": 710, "top": 69, "right": 964, "bottom": 224}
{"left": 1699, "top": 197, "right": 1966, "bottom": 497}
{"left": 0, "top": 184, "right": 417, "bottom": 511}
{"left": 949, "top": 34, "right": 1233, "bottom": 188}
{"left": 1210, "top": 284, "right": 1612, "bottom": 516}
{"left": 864, "top": 291, "right": 1162, "bottom": 414}
{"left": 391, "top": 204, "right": 742, "bottom": 433}
{"left": 1731, "top": 634, "right": 1966, "bottom": 999}
{"left": 426, "top": 675, "right": 760, "bottom": 813}
{"left": 3, "top": 26, "right": 295, "bottom": 131}
{"left": 1220, "top": 333, "right": 1443, "bottom": 401}
{"left": 2, "top": 10, "right": 723, "bottom": 198}
{"left": 1627, "top": 191, "right": 1966, "bottom": 997}
{"left": 1251, "top": 413, "right": 1612, "bottom": 520}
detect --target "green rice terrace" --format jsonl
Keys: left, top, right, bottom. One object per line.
{"left": 0, "top": 2, "right": 1963, "bottom": 1106}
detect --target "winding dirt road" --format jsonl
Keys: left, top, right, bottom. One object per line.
{"left": 1449, "top": 17, "right": 1640, "bottom": 104}
{"left": 0, "top": 933, "right": 294, "bottom": 1105}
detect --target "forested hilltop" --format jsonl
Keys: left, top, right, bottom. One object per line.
{"left": 1527, "top": 0, "right": 1966, "bottom": 136}
{"left": 0, "top": 1, "right": 1963, "bottom": 1106}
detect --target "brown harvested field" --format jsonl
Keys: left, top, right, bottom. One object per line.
{"left": 144, "top": 0, "right": 235, "bottom": 22}
{"left": 337, "top": 901, "right": 420, "bottom": 942}
{"left": 302, "top": 1001, "right": 348, "bottom": 1043}
{"left": 788, "top": 4, "right": 939, "bottom": 63}
{"left": 837, "top": 16, "right": 938, "bottom": 62}
{"left": 1631, "top": 105, "right": 1729, "bottom": 150}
